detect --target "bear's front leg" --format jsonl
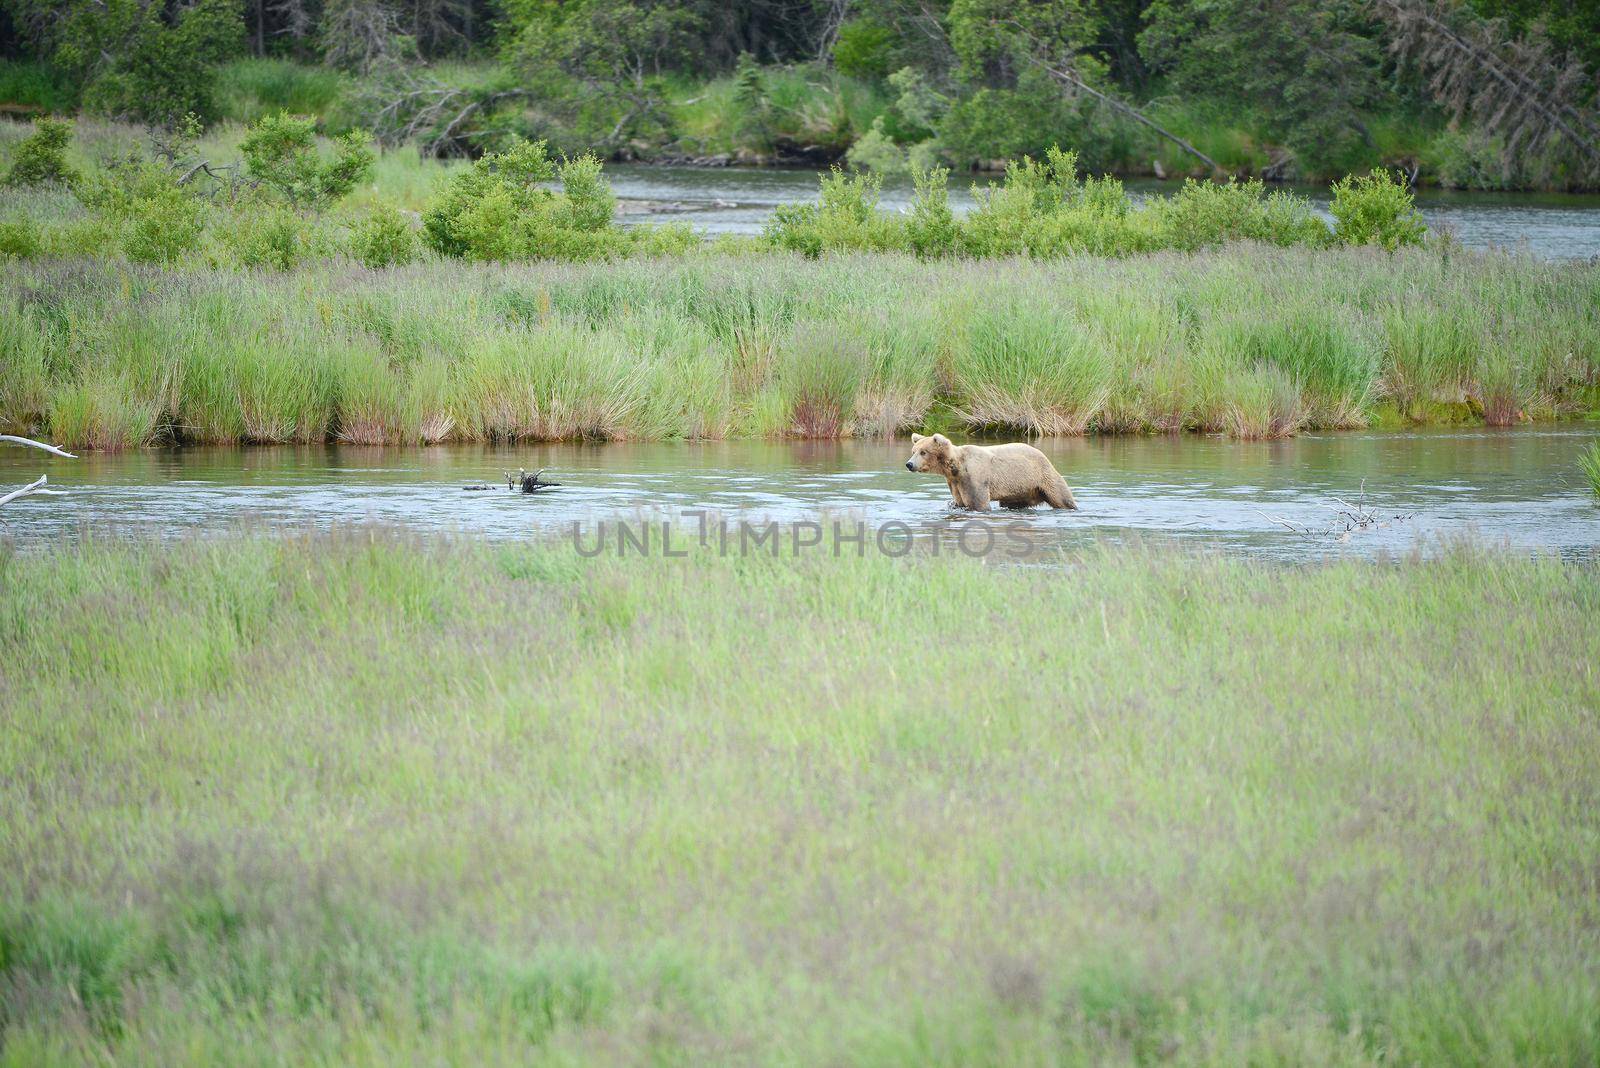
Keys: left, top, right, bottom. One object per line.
{"left": 958, "top": 473, "right": 991, "bottom": 511}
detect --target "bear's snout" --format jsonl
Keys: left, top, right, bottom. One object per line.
{"left": 905, "top": 459, "right": 916, "bottom": 471}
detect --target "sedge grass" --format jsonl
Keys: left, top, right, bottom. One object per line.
{"left": 0, "top": 250, "right": 1594, "bottom": 450}
{"left": 0, "top": 531, "right": 1597, "bottom": 1064}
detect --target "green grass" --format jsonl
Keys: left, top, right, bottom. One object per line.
{"left": 666, "top": 63, "right": 887, "bottom": 159}
{"left": 0, "top": 59, "right": 77, "bottom": 114}
{"left": 0, "top": 531, "right": 1597, "bottom": 1064}
{"left": 0, "top": 250, "right": 1595, "bottom": 449}
{"left": 1582, "top": 440, "right": 1600, "bottom": 498}
{"left": 213, "top": 58, "right": 351, "bottom": 128}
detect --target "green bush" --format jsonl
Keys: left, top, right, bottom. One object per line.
{"left": 1146, "top": 178, "right": 1331, "bottom": 251}
{"left": 0, "top": 216, "right": 43, "bottom": 259}
{"left": 349, "top": 205, "right": 417, "bottom": 268}
{"left": 1330, "top": 170, "right": 1427, "bottom": 250}
{"left": 764, "top": 167, "right": 903, "bottom": 257}
{"left": 223, "top": 202, "right": 309, "bottom": 270}
{"left": 557, "top": 154, "right": 616, "bottom": 232}
{"left": 239, "top": 112, "right": 374, "bottom": 208}
{"left": 3, "top": 116, "right": 77, "bottom": 187}
{"left": 421, "top": 139, "right": 645, "bottom": 262}
{"left": 61, "top": 0, "right": 243, "bottom": 122}
{"left": 770, "top": 148, "right": 1355, "bottom": 259}
{"left": 77, "top": 155, "right": 207, "bottom": 264}
{"left": 905, "top": 167, "right": 958, "bottom": 258}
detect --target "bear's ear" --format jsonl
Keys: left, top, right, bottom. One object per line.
{"left": 910, "top": 433, "right": 924, "bottom": 443}
{"left": 931, "top": 433, "right": 952, "bottom": 447}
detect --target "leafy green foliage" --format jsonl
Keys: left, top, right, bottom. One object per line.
{"left": 23, "top": 0, "right": 244, "bottom": 122}
{"left": 3, "top": 116, "right": 77, "bottom": 187}
{"left": 222, "top": 202, "right": 310, "bottom": 270}
{"left": 1330, "top": 170, "right": 1428, "bottom": 250}
{"left": 763, "top": 167, "right": 902, "bottom": 256}
{"left": 499, "top": 0, "right": 698, "bottom": 151}
{"left": 832, "top": 18, "right": 897, "bottom": 80}
{"left": 1146, "top": 178, "right": 1333, "bottom": 251}
{"left": 0, "top": 216, "right": 44, "bottom": 259}
{"left": 905, "top": 167, "right": 959, "bottom": 258}
{"left": 420, "top": 139, "right": 640, "bottom": 261}
{"left": 767, "top": 148, "right": 1361, "bottom": 258}
{"left": 239, "top": 112, "right": 374, "bottom": 207}
{"left": 76, "top": 154, "right": 206, "bottom": 263}
{"left": 1140, "top": 0, "right": 1379, "bottom": 176}
{"left": 349, "top": 205, "right": 417, "bottom": 268}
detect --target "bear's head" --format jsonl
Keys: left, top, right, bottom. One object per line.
{"left": 906, "top": 433, "right": 956, "bottom": 474}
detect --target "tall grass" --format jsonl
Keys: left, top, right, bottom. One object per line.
{"left": 2, "top": 531, "right": 1598, "bottom": 1063}
{"left": 1582, "top": 440, "right": 1600, "bottom": 499}
{"left": 0, "top": 250, "right": 1595, "bottom": 449}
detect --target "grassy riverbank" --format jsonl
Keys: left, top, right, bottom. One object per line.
{"left": 2, "top": 250, "right": 1596, "bottom": 449}
{"left": 2, "top": 532, "right": 1597, "bottom": 1064}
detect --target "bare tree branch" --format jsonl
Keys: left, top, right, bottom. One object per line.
{"left": 0, "top": 475, "right": 65, "bottom": 508}
{"left": 0, "top": 435, "right": 77, "bottom": 459}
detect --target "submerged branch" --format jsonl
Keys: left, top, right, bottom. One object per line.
{"left": 0, "top": 474, "right": 60, "bottom": 508}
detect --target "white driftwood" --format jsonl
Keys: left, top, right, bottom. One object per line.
{"left": 0, "top": 474, "right": 61, "bottom": 507}
{"left": 0, "top": 435, "right": 77, "bottom": 459}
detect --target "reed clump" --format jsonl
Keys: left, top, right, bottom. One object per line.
{"left": 0, "top": 250, "right": 1594, "bottom": 450}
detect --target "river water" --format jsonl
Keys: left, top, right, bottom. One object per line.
{"left": 606, "top": 164, "right": 1600, "bottom": 260}
{"left": 4, "top": 429, "right": 1595, "bottom": 561}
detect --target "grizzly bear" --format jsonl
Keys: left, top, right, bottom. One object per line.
{"left": 904, "top": 433, "right": 1077, "bottom": 510}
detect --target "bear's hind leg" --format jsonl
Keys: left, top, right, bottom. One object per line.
{"left": 1043, "top": 477, "right": 1077, "bottom": 510}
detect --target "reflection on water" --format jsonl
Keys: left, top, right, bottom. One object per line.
{"left": 3, "top": 429, "right": 1595, "bottom": 561}
{"left": 605, "top": 164, "right": 1600, "bottom": 260}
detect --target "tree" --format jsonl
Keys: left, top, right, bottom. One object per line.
{"left": 1140, "top": 0, "right": 1382, "bottom": 175}
{"left": 9, "top": 0, "right": 244, "bottom": 122}
{"left": 1374, "top": 0, "right": 1600, "bottom": 185}
{"left": 501, "top": 0, "right": 702, "bottom": 150}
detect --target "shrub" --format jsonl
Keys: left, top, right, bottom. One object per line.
{"left": 223, "top": 202, "right": 308, "bottom": 271}
{"left": 349, "top": 205, "right": 416, "bottom": 269}
{"left": 765, "top": 167, "right": 902, "bottom": 256}
{"left": 1330, "top": 170, "right": 1427, "bottom": 250}
{"left": 1147, "top": 178, "right": 1330, "bottom": 251}
{"left": 78, "top": 155, "right": 206, "bottom": 263}
{"left": 3, "top": 116, "right": 77, "bottom": 187}
{"left": 558, "top": 154, "right": 616, "bottom": 232}
{"left": 905, "top": 167, "right": 958, "bottom": 258}
{"left": 239, "top": 112, "right": 374, "bottom": 207}
{"left": 0, "top": 217, "right": 43, "bottom": 259}
{"left": 425, "top": 139, "right": 584, "bottom": 261}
